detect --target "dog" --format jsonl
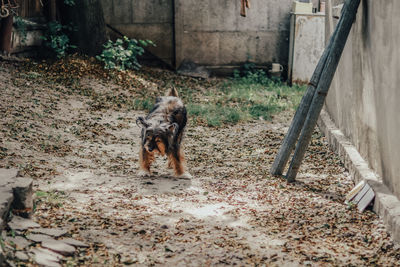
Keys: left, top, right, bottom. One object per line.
{"left": 136, "top": 87, "right": 191, "bottom": 178}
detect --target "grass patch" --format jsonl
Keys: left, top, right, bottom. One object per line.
{"left": 188, "top": 104, "right": 242, "bottom": 127}
{"left": 185, "top": 67, "right": 306, "bottom": 126}
{"left": 35, "top": 190, "right": 67, "bottom": 209}
{"left": 132, "top": 98, "right": 153, "bottom": 111}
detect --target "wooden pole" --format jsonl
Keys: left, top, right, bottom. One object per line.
{"left": 286, "top": 0, "right": 361, "bottom": 182}
{"left": 270, "top": 14, "right": 336, "bottom": 176}
{"left": 270, "top": 40, "right": 332, "bottom": 175}
{"left": 0, "top": 15, "right": 14, "bottom": 55}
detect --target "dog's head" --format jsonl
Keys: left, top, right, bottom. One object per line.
{"left": 136, "top": 117, "right": 178, "bottom": 155}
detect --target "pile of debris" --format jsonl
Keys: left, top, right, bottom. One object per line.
{"left": 0, "top": 168, "right": 87, "bottom": 266}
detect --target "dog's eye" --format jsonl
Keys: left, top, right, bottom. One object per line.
{"left": 155, "top": 138, "right": 162, "bottom": 143}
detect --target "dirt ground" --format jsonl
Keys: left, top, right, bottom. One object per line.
{"left": 1, "top": 59, "right": 400, "bottom": 266}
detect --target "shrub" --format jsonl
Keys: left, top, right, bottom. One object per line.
{"left": 41, "top": 21, "right": 77, "bottom": 59}
{"left": 96, "top": 37, "right": 155, "bottom": 71}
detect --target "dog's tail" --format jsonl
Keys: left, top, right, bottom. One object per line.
{"left": 167, "top": 87, "right": 179, "bottom": 97}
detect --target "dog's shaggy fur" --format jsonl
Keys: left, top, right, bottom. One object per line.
{"left": 136, "top": 88, "right": 190, "bottom": 177}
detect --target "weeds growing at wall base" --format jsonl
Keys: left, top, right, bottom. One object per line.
{"left": 184, "top": 69, "right": 306, "bottom": 126}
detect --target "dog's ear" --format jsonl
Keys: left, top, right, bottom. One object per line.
{"left": 136, "top": 117, "right": 149, "bottom": 128}
{"left": 167, "top": 87, "right": 179, "bottom": 97}
{"left": 167, "top": 123, "right": 179, "bottom": 135}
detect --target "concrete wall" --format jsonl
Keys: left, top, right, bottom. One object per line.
{"left": 174, "top": 0, "right": 292, "bottom": 70}
{"left": 101, "top": 0, "right": 293, "bottom": 71}
{"left": 325, "top": 0, "right": 400, "bottom": 198}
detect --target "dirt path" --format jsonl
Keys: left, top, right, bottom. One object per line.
{"left": 1, "top": 61, "right": 399, "bottom": 266}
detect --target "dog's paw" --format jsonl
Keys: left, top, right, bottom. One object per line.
{"left": 178, "top": 172, "right": 193, "bottom": 179}
{"left": 138, "top": 170, "right": 151, "bottom": 177}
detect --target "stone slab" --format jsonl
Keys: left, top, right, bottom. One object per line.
{"left": 8, "top": 216, "right": 40, "bottom": 230}
{"left": 60, "top": 238, "right": 88, "bottom": 248}
{"left": 31, "top": 228, "right": 68, "bottom": 237}
{"left": 4, "top": 235, "right": 32, "bottom": 250}
{"left": 0, "top": 168, "right": 18, "bottom": 186}
{"left": 26, "top": 233, "right": 55, "bottom": 243}
{"left": 31, "top": 247, "right": 63, "bottom": 267}
{"left": 41, "top": 240, "right": 76, "bottom": 255}
{"left": 15, "top": 251, "right": 29, "bottom": 261}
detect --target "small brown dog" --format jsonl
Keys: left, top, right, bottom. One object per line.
{"left": 136, "top": 88, "right": 191, "bottom": 178}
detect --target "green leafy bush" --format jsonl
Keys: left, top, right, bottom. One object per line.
{"left": 96, "top": 37, "right": 155, "bottom": 71}
{"left": 41, "top": 22, "right": 76, "bottom": 59}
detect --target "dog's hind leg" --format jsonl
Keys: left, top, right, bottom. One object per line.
{"left": 139, "top": 148, "right": 155, "bottom": 176}
{"left": 168, "top": 148, "right": 192, "bottom": 178}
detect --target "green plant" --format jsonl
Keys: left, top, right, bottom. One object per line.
{"left": 35, "top": 190, "right": 66, "bottom": 208}
{"left": 132, "top": 98, "right": 153, "bottom": 111}
{"left": 96, "top": 36, "right": 155, "bottom": 71}
{"left": 64, "top": 0, "right": 75, "bottom": 6}
{"left": 187, "top": 104, "right": 243, "bottom": 127}
{"left": 41, "top": 21, "right": 77, "bottom": 59}
{"left": 14, "top": 16, "right": 27, "bottom": 44}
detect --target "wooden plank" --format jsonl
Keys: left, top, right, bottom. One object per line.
{"left": 352, "top": 183, "right": 369, "bottom": 204}
{"left": 49, "top": 0, "right": 57, "bottom": 21}
{"left": 345, "top": 180, "right": 365, "bottom": 203}
{"left": 35, "top": 0, "right": 41, "bottom": 13}
{"left": 285, "top": 0, "right": 362, "bottom": 182}
{"left": 19, "top": 0, "right": 27, "bottom": 17}
{"left": 357, "top": 187, "right": 375, "bottom": 213}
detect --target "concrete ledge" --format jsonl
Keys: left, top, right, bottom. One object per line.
{"left": 318, "top": 109, "right": 400, "bottom": 243}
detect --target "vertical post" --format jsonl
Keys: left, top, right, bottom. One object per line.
{"left": 49, "top": 0, "right": 57, "bottom": 21}
{"left": 0, "top": 15, "right": 14, "bottom": 55}
{"left": 325, "top": 0, "right": 334, "bottom": 41}
{"left": 173, "top": 0, "right": 183, "bottom": 69}
{"left": 286, "top": 0, "right": 361, "bottom": 182}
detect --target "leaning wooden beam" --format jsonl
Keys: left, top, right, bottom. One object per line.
{"left": 286, "top": 0, "right": 361, "bottom": 182}
{"left": 270, "top": 40, "right": 333, "bottom": 176}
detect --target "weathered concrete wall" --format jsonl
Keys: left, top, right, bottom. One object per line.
{"left": 325, "top": 0, "right": 400, "bottom": 198}
{"left": 175, "top": 0, "right": 292, "bottom": 70}
{"left": 100, "top": 0, "right": 175, "bottom": 66}
{"left": 101, "top": 0, "right": 293, "bottom": 71}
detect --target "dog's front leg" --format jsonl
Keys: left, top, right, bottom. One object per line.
{"left": 139, "top": 148, "right": 154, "bottom": 176}
{"left": 168, "top": 149, "right": 192, "bottom": 178}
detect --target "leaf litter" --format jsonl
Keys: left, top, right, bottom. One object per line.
{"left": 0, "top": 57, "right": 399, "bottom": 266}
